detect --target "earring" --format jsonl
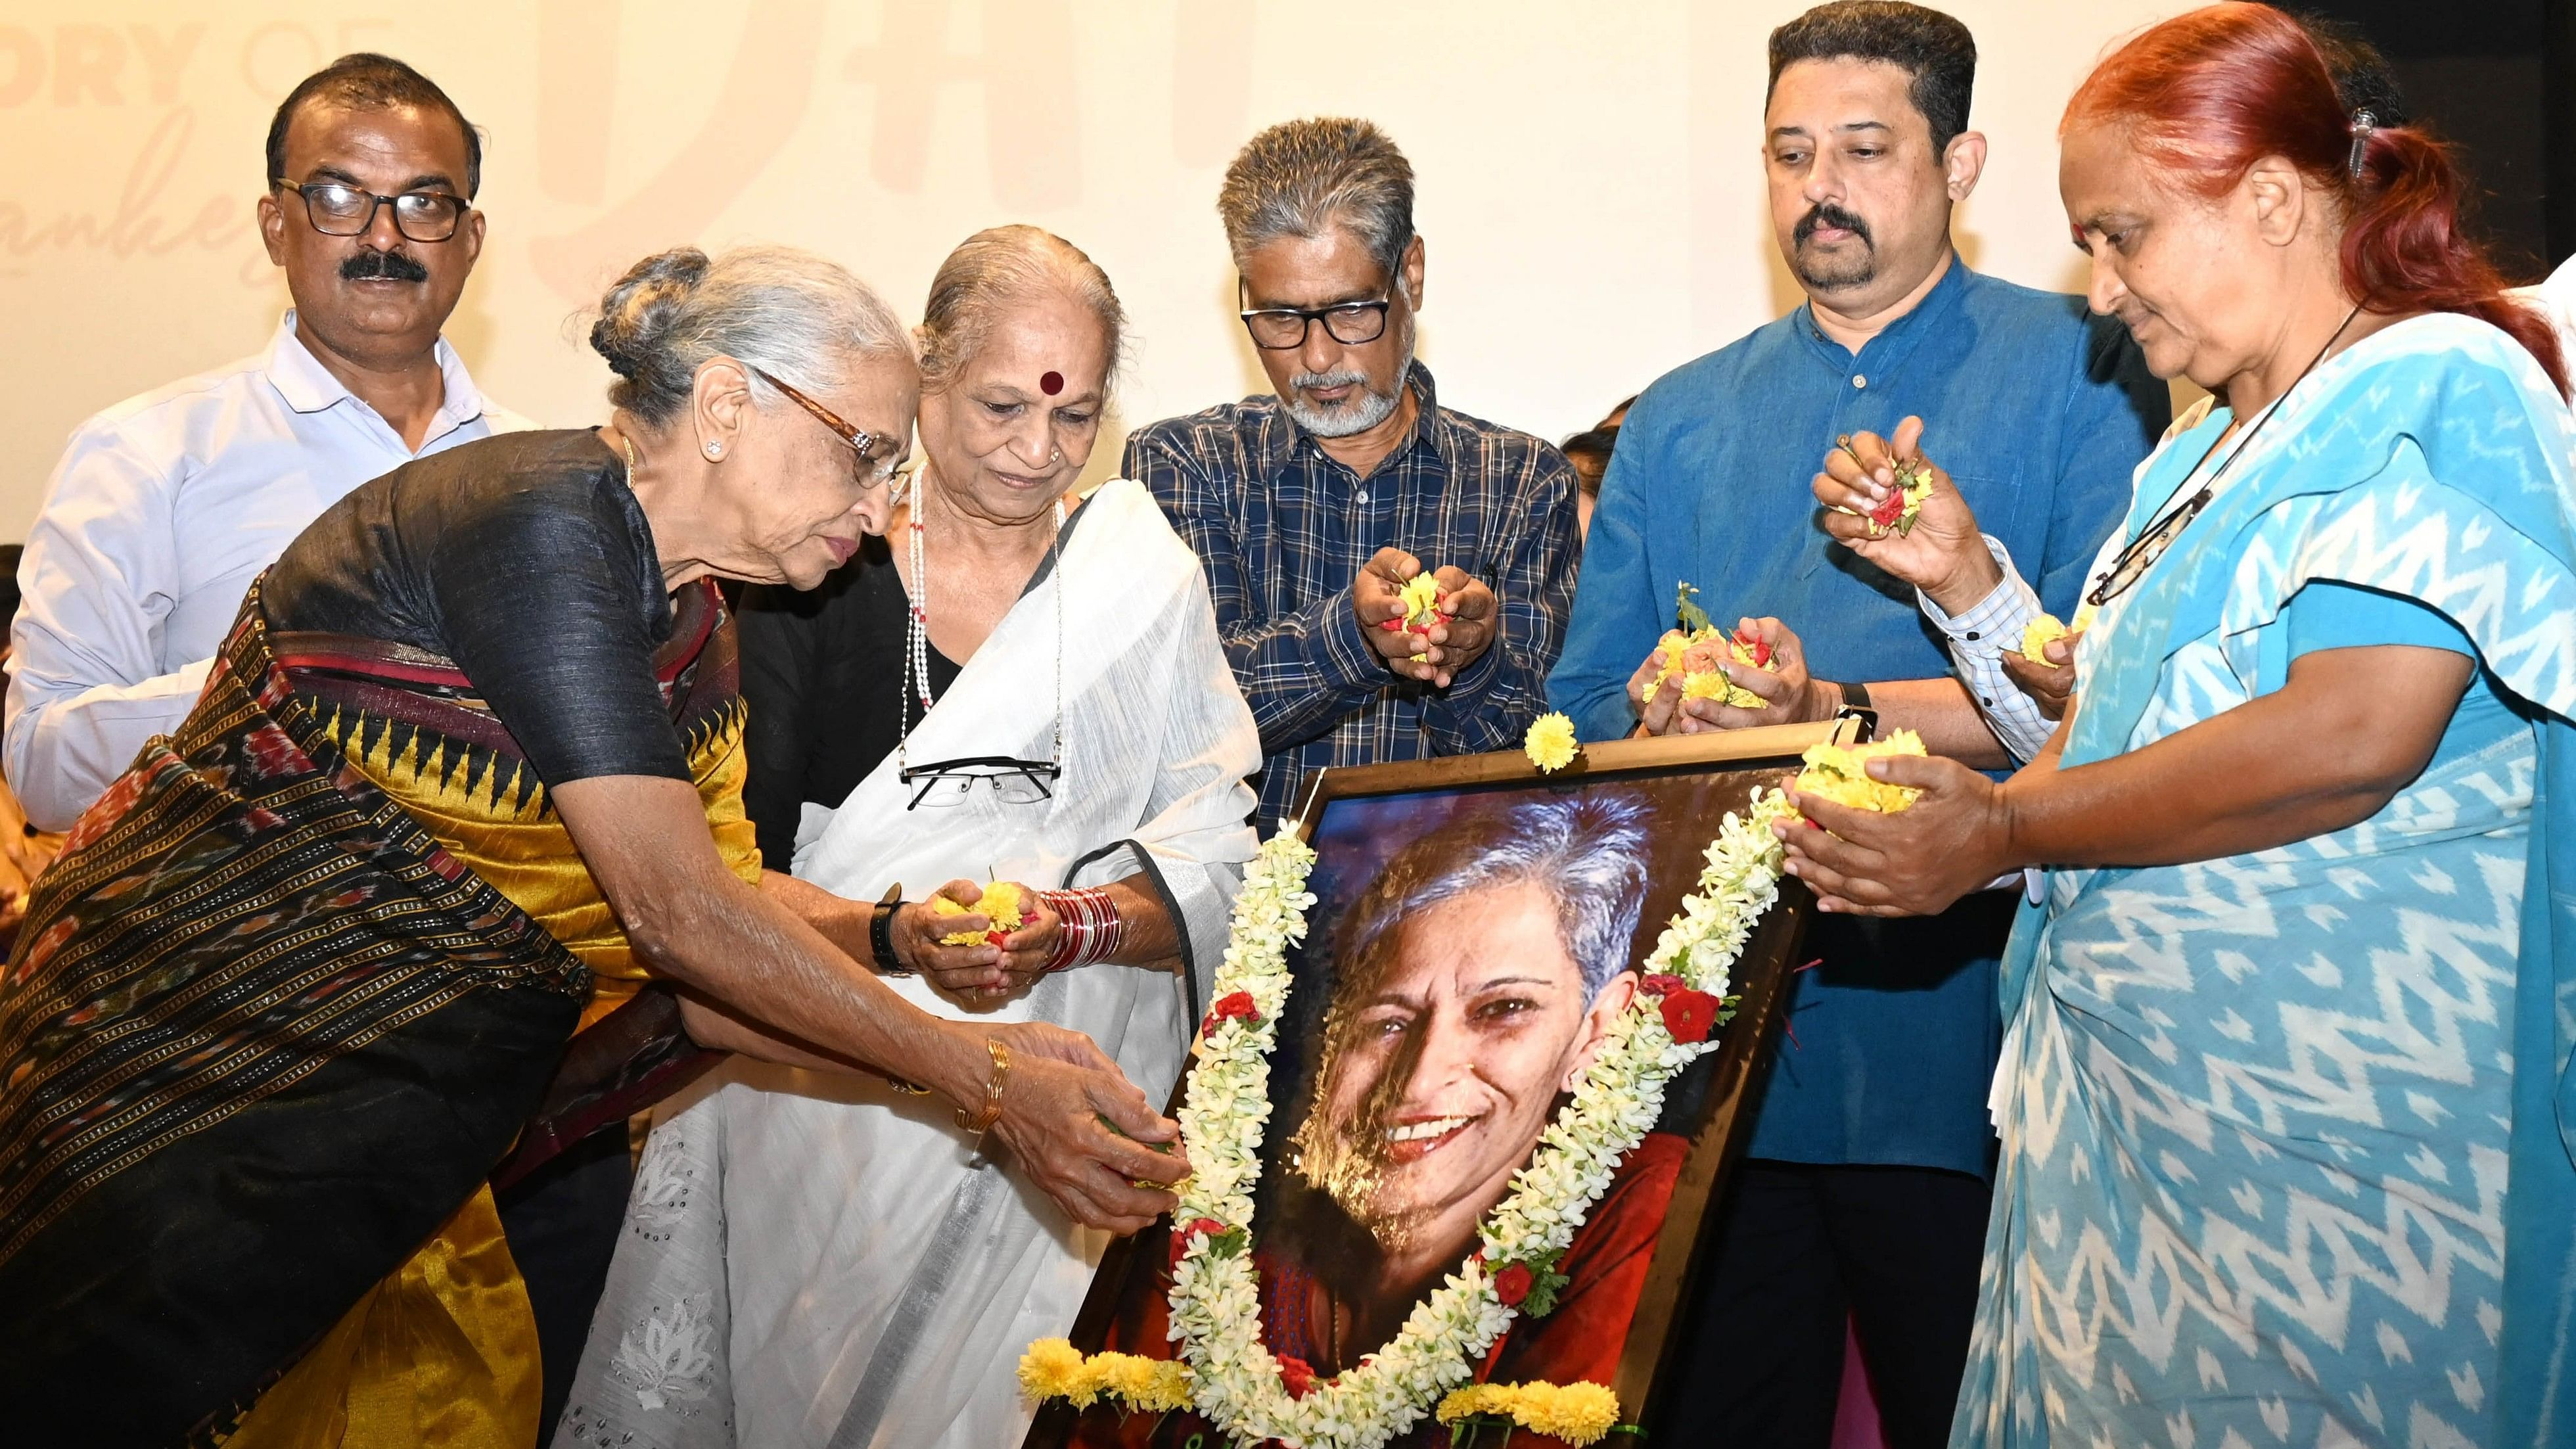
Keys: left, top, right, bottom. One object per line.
{"left": 705, "top": 442, "right": 725, "bottom": 459}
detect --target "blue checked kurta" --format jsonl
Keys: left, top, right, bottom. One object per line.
{"left": 1124, "top": 363, "right": 1580, "bottom": 832}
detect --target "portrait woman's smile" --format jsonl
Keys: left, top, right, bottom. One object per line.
{"left": 1312, "top": 882, "right": 1634, "bottom": 1283}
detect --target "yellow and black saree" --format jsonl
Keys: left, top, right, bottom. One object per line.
{"left": 0, "top": 575, "right": 756, "bottom": 1448}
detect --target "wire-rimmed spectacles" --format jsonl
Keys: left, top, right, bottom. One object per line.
{"left": 899, "top": 755, "right": 1061, "bottom": 811}
{"left": 271, "top": 179, "right": 469, "bottom": 243}
{"left": 1239, "top": 297, "right": 1394, "bottom": 351}
{"left": 748, "top": 365, "right": 911, "bottom": 485}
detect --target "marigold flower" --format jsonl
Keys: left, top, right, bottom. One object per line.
{"left": 1793, "top": 729, "right": 1929, "bottom": 816}
{"left": 2021, "top": 613, "right": 2069, "bottom": 665}
{"left": 1093, "top": 1352, "right": 1157, "bottom": 1404}
{"left": 1438, "top": 1383, "right": 1518, "bottom": 1424}
{"left": 1680, "top": 670, "right": 1730, "bottom": 702}
{"left": 1523, "top": 1381, "right": 1623, "bottom": 1446}
{"left": 1398, "top": 572, "right": 1443, "bottom": 629}
{"left": 1141, "top": 1359, "right": 1195, "bottom": 1412}
{"left": 1525, "top": 712, "right": 1579, "bottom": 773}
{"left": 932, "top": 881, "right": 1024, "bottom": 946}
{"left": 1017, "top": 1337, "right": 1087, "bottom": 1404}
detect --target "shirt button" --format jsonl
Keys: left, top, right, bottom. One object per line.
{"left": 1965, "top": 630, "right": 1980, "bottom": 641}
{"left": 1852, "top": 374, "right": 1868, "bottom": 389}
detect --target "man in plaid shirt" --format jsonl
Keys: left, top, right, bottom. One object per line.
{"left": 1124, "top": 118, "right": 1580, "bottom": 832}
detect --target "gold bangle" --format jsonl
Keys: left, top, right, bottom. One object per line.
{"left": 956, "top": 1037, "right": 1009, "bottom": 1134}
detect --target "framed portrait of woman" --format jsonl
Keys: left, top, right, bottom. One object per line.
{"left": 1024, "top": 721, "right": 1837, "bottom": 1449}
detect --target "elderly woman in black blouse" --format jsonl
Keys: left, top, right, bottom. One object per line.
{"left": 0, "top": 244, "right": 1185, "bottom": 1449}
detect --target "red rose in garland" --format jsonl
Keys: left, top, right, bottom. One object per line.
{"left": 1278, "top": 1354, "right": 1318, "bottom": 1400}
{"left": 1199, "top": 990, "right": 1261, "bottom": 1038}
{"left": 1494, "top": 1262, "right": 1534, "bottom": 1306}
{"left": 1169, "top": 1216, "right": 1228, "bottom": 1266}
{"left": 1660, "top": 988, "right": 1720, "bottom": 1044}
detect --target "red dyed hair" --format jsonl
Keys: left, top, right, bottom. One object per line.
{"left": 2064, "top": 3, "right": 2567, "bottom": 399}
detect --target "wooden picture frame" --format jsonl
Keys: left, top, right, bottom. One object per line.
{"left": 1023, "top": 721, "right": 1843, "bottom": 1448}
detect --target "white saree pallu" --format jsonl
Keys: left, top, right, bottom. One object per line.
{"left": 555, "top": 480, "right": 1261, "bottom": 1449}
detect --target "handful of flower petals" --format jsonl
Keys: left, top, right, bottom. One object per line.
{"left": 931, "top": 881, "right": 1024, "bottom": 946}
{"left": 1793, "top": 729, "right": 1929, "bottom": 819}
{"left": 1378, "top": 571, "right": 1447, "bottom": 636}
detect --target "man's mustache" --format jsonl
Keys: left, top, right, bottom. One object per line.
{"left": 1291, "top": 367, "right": 1370, "bottom": 394}
{"left": 1794, "top": 202, "right": 1873, "bottom": 248}
{"left": 340, "top": 248, "right": 430, "bottom": 283}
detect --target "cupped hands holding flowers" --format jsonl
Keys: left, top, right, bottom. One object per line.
{"left": 1778, "top": 750, "right": 2017, "bottom": 917}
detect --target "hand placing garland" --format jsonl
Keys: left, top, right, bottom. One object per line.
{"left": 1021, "top": 791, "right": 1799, "bottom": 1448}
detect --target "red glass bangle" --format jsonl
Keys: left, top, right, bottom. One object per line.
{"left": 1035, "top": 886, "right": 1124, "bottom": 973}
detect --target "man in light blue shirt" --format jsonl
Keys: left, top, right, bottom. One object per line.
{"left": 1548, "top": 5, "right": 2165, "bottom": 1444}
{"left": 7, "top": 53, "right": 521, "bottom": 833}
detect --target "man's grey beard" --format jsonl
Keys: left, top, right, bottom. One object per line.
{"left": 1285, "top": 336, "right": 1415, "bottom": 438}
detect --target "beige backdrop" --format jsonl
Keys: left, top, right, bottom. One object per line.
{"left": 0, "top": 0, "right": 2188, "bottom": 541}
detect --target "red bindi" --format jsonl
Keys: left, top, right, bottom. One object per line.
{"left": 1040, "top": 370, "right": 1064, "bottom": 396}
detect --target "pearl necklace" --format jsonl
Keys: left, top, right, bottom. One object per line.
{"left": 896, "top": 466, "right": 1067, "bottom": 775}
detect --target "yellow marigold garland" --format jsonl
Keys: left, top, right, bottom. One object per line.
{"left": 1017, "top": 1340, "right": 1195, "bottom": 1415}
{"left": 1437, "top": 1379, "right": 1626, "bottom": 1446}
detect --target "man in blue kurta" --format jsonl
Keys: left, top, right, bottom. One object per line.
{"left": 1547, "top": 5, "right": 2165, "bottom": 1444}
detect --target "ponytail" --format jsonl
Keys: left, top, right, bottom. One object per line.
{"left": 2343, "top": 126, "right": 2567, "bottom": 398}
{"left": 2066, "top": 4, "right": 2567, "bottom": 400}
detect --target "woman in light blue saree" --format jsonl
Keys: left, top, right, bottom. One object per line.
{"left": 1783, "top": 8, "right": 2576, "bottom": 1448}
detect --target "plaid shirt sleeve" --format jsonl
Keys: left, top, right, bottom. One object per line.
{"left": 1918, "top": 535, "right": 2055, "bottom": 762}
{"left": 1419, "top": 444, "right": 1579, "bottom": 752}
{"left": 1125, "top": 428, "right": 1387, "bottom": 756}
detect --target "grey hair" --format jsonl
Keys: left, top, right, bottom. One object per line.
{"left": 587, "top": 244, "right": 911, "bottom": 425}
{"left": 916, "top": 224, "right": 1126, "bottom": 396}
{"left": 1218, "top": 117, "right": 1416, "bottom": 283}
{"left": 1341, "top": 795, "right": 1653, "bottom": 1005}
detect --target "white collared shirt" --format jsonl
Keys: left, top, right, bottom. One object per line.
{"left": 5, "top": 312, "right": 530, "bottom": 830}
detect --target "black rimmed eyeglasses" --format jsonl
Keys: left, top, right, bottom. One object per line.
{"left": 748, "top": 365, "right": 911, "bottom": 484}
{"left": 2084, "top": 304, "right": 2363, "bottom": 610}
{"left": 271, "top": 179, "right": 470, "bottom": 243}
{"left": 899, "top": 755, "right": 1061, "bottom": 811}
{"left": 1239, "top": 296, "right": 1394, "bottom": 350}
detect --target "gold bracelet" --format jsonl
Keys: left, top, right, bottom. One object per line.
{"left": 956, "top": 1037, "right": 1009, "bottom": 1134}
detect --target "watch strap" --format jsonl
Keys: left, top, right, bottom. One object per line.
{"left": 869, "top": 883, "right": 906, "bottom": 975}
{"left": 1835, "top": 680, "right": 1879, "bottom": 741}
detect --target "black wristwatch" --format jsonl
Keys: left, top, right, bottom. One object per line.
{"left": 1835, "top": 679, "right": 1879, "bottom": 740}
{"left": 869, "top": 883, "right": 908, "bottom": 976}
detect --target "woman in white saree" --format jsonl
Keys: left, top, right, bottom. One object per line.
{"left": 557, "top": 227, "right": 1262, "bottom": 1449}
